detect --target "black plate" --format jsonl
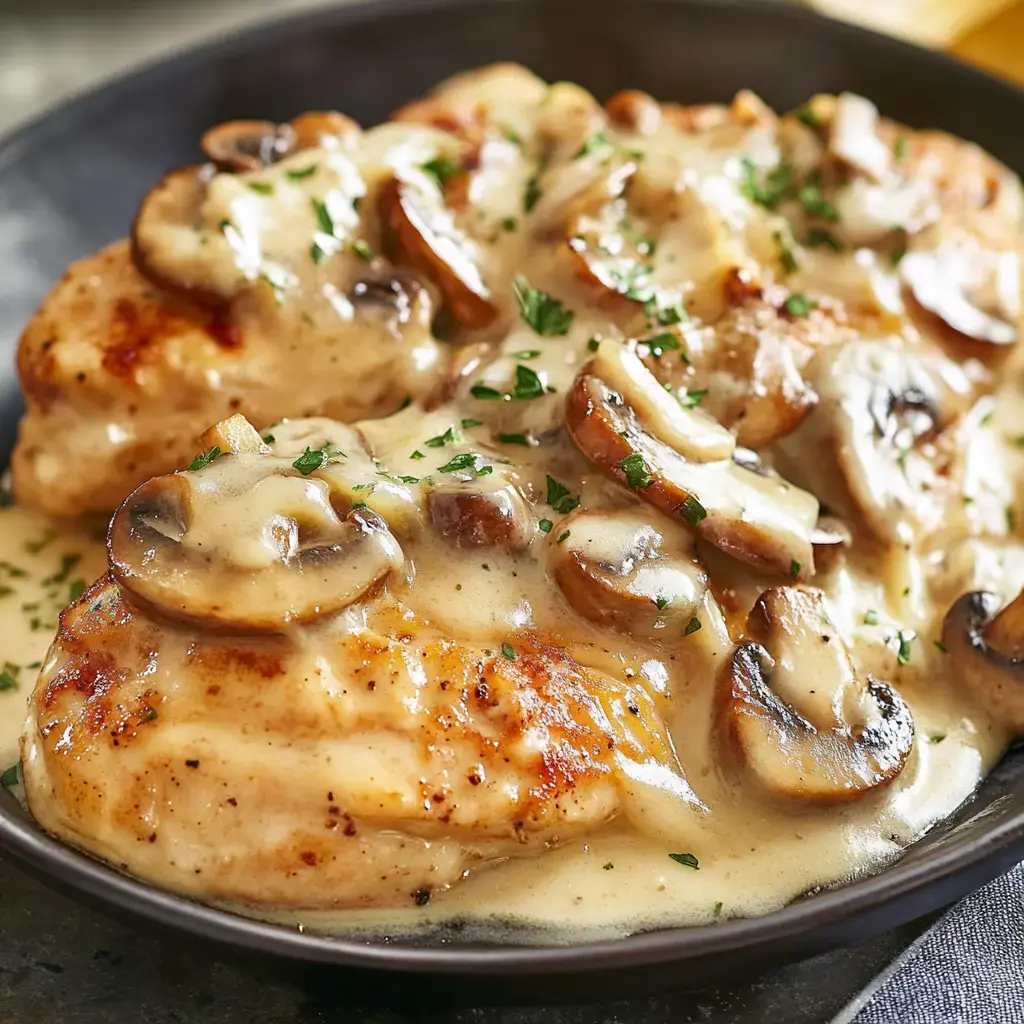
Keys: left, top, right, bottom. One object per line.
{"left": 1, "top": 0, "right": 1023, "bottom": 998}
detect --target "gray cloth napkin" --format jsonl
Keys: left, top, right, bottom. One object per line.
{"left": 848, "top": 863, "right": 1024, "bottom": 1023}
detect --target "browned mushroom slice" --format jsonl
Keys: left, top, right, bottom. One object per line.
{"left": 549, "top": 509, "right": 707, "bottom": 636}
{"left": 942, "top": 590, "right": 1024, "bottom": 732}
{"left": 566, "top": 342, "right": 818, "bottom": 579}
{"left": 130, "top": 165, "right": 231, "bottom": 305}
{"left": 201, "top": 120, "right": 295, "bottom": 173}
{"left": 108, "top": 430, "right": 403, "bottom": 632}
{"left": 901, "top": 237, "right": 1020, "bottom": 348}
{"left": 723, "top": 587, "right": 914, "bottom": 803}
{"left": 288, "top": 111, "right": 361, "bottom": 150}
{"left": 426, "top": 476, "right": 533, "bottom": 551}
{"left": 780, "top": 342, "right": 973, "bottom": 545}
{"left": 378, "top": 176, "right": 497, "bottom": 330}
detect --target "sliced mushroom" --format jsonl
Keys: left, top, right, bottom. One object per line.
{"left": 549, "top": 509, "right": 707, "bottom": 637}
{"left": 108, "top": 431, "right": 403, "bottom": 632}
{"left": 130, "top": 165, "right": 228, "bottom": 306}
{"left": 942, "top": 590, "right": 1024, "bottom": 732}
{"left": 426, "top": 476, "right": 532, "bottom": 551}
{"left": 779, "top": 342, "right": 973, "bottom": 545}
{"left": 902, "top": 235, "right": 1020, "bottom": 348}
{"left": 723, "top": 587, "right": 914, "bottom": 802}
{"left": 566, "top": 342, "right": 818, "bottom": 579}
{"left": 201, "top": 112, "right": 360, "bottom": 172}
{"left": 201, "top": 120, "right": 296, "bottom": 173}
{"left": 378, "top": 175, "right": 497, "bottom": 329}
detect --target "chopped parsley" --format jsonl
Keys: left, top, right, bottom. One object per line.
{"left": 574, "top": 132, "right": 614, "bottom": 160}
{"left": 501, "top": 642, "right": 517, "bottom": 660}
{"left": 501, "top": 217, "right": 518, "bottom": 232}
{"left": 894, "top": 135, "right": 907, "bottom": 163}
{"left": 546, "top": 476, "right": 580, "bottom": 514}
{"left": 437, "top": 453, "right": 486, "bottom": 474}
{"left": 669, "top": 852, "right": 700, "bottom": 869}
{"left": 803, "top": 227, "right": 843, "bottom": 252}
{"left": 513, "top": 277, "right": 574, "bottom": 336}
{"left": 864, "top": 609, "right": 879, "bottom": 626}
{"left": 44, "top": 553, "right": 81, "bottom": 586}
{"left": 470, "top": 383, "right": 504, "bottom": 400}
{"left": 933, "top": 639, "right": 948, "bottom": 654}
{"left": 796, "top": 180, "right": 839, "bottom": 222}
{"left": 262, "top": 433, "right": 276, "bottom": 444}
{"left": 896, "top": 628, "right": 915, "bottom": 666}
{"left": 310, "top": 197, "right": 336, "bottom": 237}
{"left": 501, "top": 124, "right": 522, "bottom": 145}
{"left": 784, "top": 293, "right": 817, "bottom": 317}
{"left": 603, "top": 862, "right": 615, "bottom": 871}
{"left": 410, "top": 450, "right": 425, "bottom": 460}
{"left": 929, "top": 733, "right": 946, "bottom": 744}
{"left": 773, "top": 230, "right": 799, "bottom": 274}
{"left": 678, "top": 389, "right": 707, "bottom": 409}
{"left": 524, "top": 170, "right": 543, "bottom": 213}
{"left": 68, "top": 579, "right": 87, "bottom": 603}
{"left": 292, "top": 442, "right": 345, "bottom": 475}
{"left": 0, "top": 670, "right": 17, "bottom": 692}
{"left": 420, "top": 155, "right": 461, "bottom": 189}
{"left": 684, "top": 617, "right": 702, "bottom": 636}
{"left": 891, "top": 240, "right": 907, "bottom": 267}
{"left": 538, "top": 519, "right": 553, "bottom": 534}
{"left": 557, "top": 530, "right": 571, "bottom": 544}
{"left": 641, "top": 332, "right": 685, "bottom": 360}
{"left": 351, "top": 239, "right": 375, "bottom": 262}
{"left": 510, "top": 364, "right": 547, "bottom": 400}
{"left": 141, "top": 708, "right": 158, "bottom": 723}
{"left": 795, "top": 105, "right": 820, "bottom": 127}
{"left": 286, "top": 165, "right": 318, "bottom": 181}
{"left": 1, "top": 762, "right": 20, "bottom": 788}
{"left": 739, "top": 159, "right": 791, "bottom": 210}
{"left": 587, "top": 337, "right": 601, "bottom": 353}
{"left": 513, "top": 349, "right": 541, "bottom": 360}
{"left": 310, "top": 240, "right": 328, "bottom": 264}
{"left": 424, "top": 427, "right": 462, "bottom": 448}
{"left": 496, "top": 433, "right": 532, "bottom": 446}
{"left": 461, "top": 418, "right": 483, "bottom": 429}
{"left": 680, "top": 494, "right": 707, "bottom": 525}
{"left": 790, "top": 559, "right": 801, "bottom": 580}
{"left": 247, "top": 181, "right": 274, "bottom": 196}
{"left": 654, "top": 596, "right": 670, "bottom": 610}
{"left": 618, "top": 453, "right": 653, "bottom": 489}
{"left": 188, "top": 446, "right": 222, "bottom": 472}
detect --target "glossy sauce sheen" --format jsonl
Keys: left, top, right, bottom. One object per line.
{"left": 9, "top": 67, "right": 1024, "bottom": 941}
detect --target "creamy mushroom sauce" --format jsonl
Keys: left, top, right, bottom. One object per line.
{"left": 8, "top": 66, "right": 1024, "bottom": 941}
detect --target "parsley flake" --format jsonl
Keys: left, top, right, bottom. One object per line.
{"left": 679, "top": 389, "right": 707, "bottom": 409}
{"left": 1, "top": 762, "right": 20, "bottom": 788}
{"left": 188, "top": 446, "right": 222, "bottom": 472}
{"left": 546, "top": 476, "right": 580, "bottom": 515}
{"left": 773, "top": 230, "right": 799, "bottom": 274}
{"left": 293, "top": 443, "right": 345, "bottom": 476}
{"left": 557, "top": 530, "right": 571, "bottom": 544}
{"left": 461, "top": 418, "right": 483, "bottom": 429}
{"left": 669, "top": 852, "right": 700, "bottom": 869}
{"left": 501, "top": 642, "right": 517, "bottom": 660}
{"left": 864, "top": 609, "right": 879, "bottom": 626}
{"left": 618, "top": 453, "right": 653, "bottom": 489}
{"left": 896, "top": 628, "right": 915, "bottom": 666}
{"left": 424, "top": 427, "right": 462, "bottom": 448}
{"left": 351, "top": 239, "right": 375, "bottom": 262}
{"left": 538, "top": 519, "right": 553, "bottom": 534}
{"left": 784, "top": 294, "right": 817, "bottom": 317}
{"left": 437, "top": 453, "right": 485, "bottom": 474}
{"left": 310, "top": 197, "right": 335, "bottom": 237}
{"left": 497, "top": 433, "right": 532, "bottom": 446}
{"left": 641, "top": 332, "right": 685, "bottom": 360}
{"left": 420, "top": 155, "right": 461, "bottom": 189}
{"left": 286, "top": 165, "right": 318, "bottom": 181}
{"left": 680, "top": 494, "right": 707, "bottom": 525}
{"left": 470, "top": 383, "right": 504, "bottom": 400}
{"left": 248, "top": 181, "right": 274, "bottom": 196}
{"left": 513, "top": 277, "right": 574, "bottom": 336}
{"left": 510, "top": 364, "right": 546, "bottom": 400}
{"left": 684, "top": 617, "right": 702, "bottom": 636}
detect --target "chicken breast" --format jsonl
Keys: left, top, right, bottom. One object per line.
{"left": 23, "top": 578, "right": 680, "bottom": 908}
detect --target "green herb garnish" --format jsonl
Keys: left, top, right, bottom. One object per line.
{"left": 680, "top": 494, "right": 707, "bottom": 525}
{"left": 546, "top": 476, "right": 580, "bottom": 515}
{"left": 424, "top": 427, "right": 462, "bottom": 448}
{"left": 538, "top": 519, "right": 553, "bottom": 534}
{"left": 513, "top": 277, "right": 574, "bottom": 336}
{"left": 618, "top": 453, "right": 653, "bottom": 489}
{"left": 420, "top": 155, "right": 461, "bottom": 189}
{"left": 669, "top": 852, "right": 700, "bottom": 869}
{"left": 501, "top": 642, "right": 517, "bottom": 660}
{"left": 188, "top": 447, "right": 222, "bottom": 472}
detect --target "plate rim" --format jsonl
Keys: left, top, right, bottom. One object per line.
{"left": 1, "top": 0, "right": 1023, "bottom": 975}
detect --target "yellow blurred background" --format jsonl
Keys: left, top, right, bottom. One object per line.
{"left": 810, "top": 0, "right": 1024, "bottom": 83}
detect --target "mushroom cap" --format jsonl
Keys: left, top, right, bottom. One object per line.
{"left": 549, "top": 508, "right": 708, "bottom": 638}
{"left": 108, "top": 456, "right": 403, "bottom": 633}
{"left": 201, "top": 120, "right": 295, "bottom": 173}
{"left": 942, "top": 590, "right": 1024, "bottom": 733}
{"left": 566, "top": 344, "right": 818, "bottom": 579}
{"left": 722, "top": 587, "right": 914, "bottom": 803}
{"left": 426, "top": 476, "right": 533, "bottom": 550}
{"left": 378, "top": 175, "right": 498, "bottom": 330}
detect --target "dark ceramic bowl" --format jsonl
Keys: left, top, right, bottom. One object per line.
{"left": 1, "top": 0, "right": 1023, "bottom": 998}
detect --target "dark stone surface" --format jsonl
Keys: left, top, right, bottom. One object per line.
{"left": 0, "top": 857, "right": 932, "bottom": 1023}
